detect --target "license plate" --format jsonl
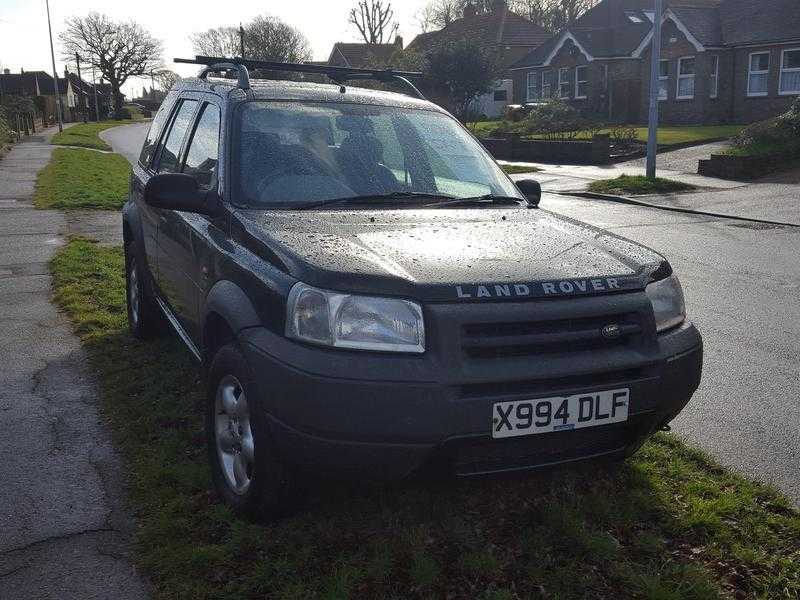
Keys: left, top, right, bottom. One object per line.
{"left": 491, "top": 388, "right": 630, "bottom": 439}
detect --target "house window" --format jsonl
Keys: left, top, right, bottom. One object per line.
{"left": 526, "top": 72, "right": 538, "bottom": 101}
{"left": 709, "top": 55, "right": 719, "bottom": 98}
{"left": 658, "top": 60, "right": 669, "bottom": 101}
{"left": 779, "top": 48, "right": 800, "bottom": 95}
{"left": 748, "top": 52, "right": 770, "bottom": 96}
{"left": 559, "top": 68, "right": 571, "bottom": 98}
{"left": 541, "top": 70, "right": 553, "bottom": 99}
{"left": 575, "top": 65, "right": 589, "bottom": 99}
{"left": 493, "top": 89, "right": 508, "bottom": 102}
{"left": 677, "top": 56, "right": 695, "bottom": 99}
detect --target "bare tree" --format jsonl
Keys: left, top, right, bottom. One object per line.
{"left": 509, "top": 0, "right": 598, "bottom": 30}
{"left": 154, "top": 69, "right": 180, "bottom": 91}
{"left": 191, "top": 16, "right": 311, "bottom": 63}
{"left": 348, "top": 0, "right": 399, "bottom": 45}
{"left": 59, "top": 13, "right": 162, "bottom": 117}
{"left": 245, "top": 16, "right": 311, "bottom": 63}
{"left": 190, "top": 26, "right": 241, "bottom": 57}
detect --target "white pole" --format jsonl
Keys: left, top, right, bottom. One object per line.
{"left": 646, "top": 0, "right": 663, "bottom": 179}
{"left": 45, "top": 0, "right": 64, "bottom": 132}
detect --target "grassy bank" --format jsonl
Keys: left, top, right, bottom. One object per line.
{"left": 588, "top": 175, "right": 696, "bottom": 196}
{"left": 473, "top": 123, "right": 743, "bottom": 148}
{"left": 51, "top": 119, "right": 138, "bottom": 151}
{"left": 34, "top": 148, "right": 130, "bottom": 209}
{"left": 51, "top": 239, "right": 800, "bottom": 600}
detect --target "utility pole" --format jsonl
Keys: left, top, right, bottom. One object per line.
{"left": 91, "top": 64, "right": 100, "bottom": 122}
{"left": 239, "top": 24, "right": 245, "bottom": 58}
{"left": 45, "top": 0, "right": 64, "bottom": 132}
{"left": 75, "top": 52, "right": 87, "bottom": 123}
{"left": 150, "top": 69, "right": 155, "bottom": 98}
{"left": 645, "top": 0, "right": 663, "bottom": 179}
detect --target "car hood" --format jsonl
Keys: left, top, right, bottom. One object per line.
{"left": 234, "top": 207, "right": 667, "bottom": 302}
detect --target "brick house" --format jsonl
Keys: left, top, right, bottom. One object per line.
{"left": 510, "top": 0, "right": 800, "bottom": 124}
{"left": 407, "top": 0, "right": 551, "bottom": 117}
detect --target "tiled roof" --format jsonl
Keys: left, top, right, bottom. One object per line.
{"left": 407, "top": 5, "right": 550, "bottom": 66}
{"left": 720, "top": 0, "right": 800, "bottom": 45}
{"left": 0, "top": 71, "right": 51, "bottom": 95}
{"left": 671, "top": 6, "right": 723, "bottom": 46}
{"left": 330, "top": 42, "right": 401, "bottom": 68}
{"left": 513, "top": 0, "right": 798, "bottom": 68}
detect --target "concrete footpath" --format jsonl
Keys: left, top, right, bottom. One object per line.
{"left": 0, "top": 128, "right": 148, "bottom": 598}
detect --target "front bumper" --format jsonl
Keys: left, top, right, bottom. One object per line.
{"left": 239, "top": 316, "right": 702, "bottom": 480}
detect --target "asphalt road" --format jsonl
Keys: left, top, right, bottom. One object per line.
{"left": 100, "top": 122, "right": 149, "bottom": 165}
{"left": 105, "top": 121, "right": 800, "bottom": 504}
{"left": 541, "top": 194, "right": 800, "bottom": 503}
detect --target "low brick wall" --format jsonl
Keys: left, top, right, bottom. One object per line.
{"left": 698, "top": 152, "right": 790, "bottom": 180}
{"left": 481, "top": 134, "right": 611, "bottom": 165}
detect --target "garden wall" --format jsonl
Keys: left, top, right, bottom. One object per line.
{"left": 698, "top": 153, "right": 794, "bottom": 180}
{"left": 481, "top": 134, "right": 611, "bottom": 165}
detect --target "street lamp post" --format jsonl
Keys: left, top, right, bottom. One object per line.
{"left": 91, "top": 64, "right": 100, "bottom": 122}
{"left": 45, "top": 0, "right": 64, "bottom": 132}
{"left": 645, "top": 0, "right": 663, "bottom": 179}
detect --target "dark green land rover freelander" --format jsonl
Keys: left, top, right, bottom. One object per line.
{"left": 123, "top": 58, "right": 702, "bottom": 517}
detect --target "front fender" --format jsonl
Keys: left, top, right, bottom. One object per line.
{"left": 203, "top": 279, "right": 262, "bottom": 339}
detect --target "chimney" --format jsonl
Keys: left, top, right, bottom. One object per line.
{"left": 394, "top": 35, "right": 403, "bottom": 49}
{"left": 463, "top": 4, "right": 477, "bottom": 18}
{"left": 491, "top": 0, "right": 507, "bottom": 12}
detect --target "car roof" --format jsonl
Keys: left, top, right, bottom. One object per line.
{"left": 174, "top": 77, "right": 444, "bottom": 112}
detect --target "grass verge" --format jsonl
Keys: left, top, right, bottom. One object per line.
{"left": 34, "top": 147, "right": 130, "bottom": 210}
{"left": 51, "top": 119, "right": 138, "bottom": 151}
{"left": 501, "top": 164, "right": 542, "bottom": 175}
{"left": 588, "top": 175, "right": 696, "bottom": 196}
{"left": 51, "top": 239, "right": 800, "bottom": 600}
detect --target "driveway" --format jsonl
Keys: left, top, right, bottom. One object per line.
{"left": 0, "top": 128, "right": 148, "bottom": 598}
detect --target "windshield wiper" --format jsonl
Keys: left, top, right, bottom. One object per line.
{"left": 425, "top": 194, "right": 526, "bottom": 208}
{"left": 298, "top": 191, "right": 456, "bottom": 210}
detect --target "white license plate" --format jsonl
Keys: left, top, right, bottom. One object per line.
{"left": 492, "top": 388, "right": 630, "bottom": 439}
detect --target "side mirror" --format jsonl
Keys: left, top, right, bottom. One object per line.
{"left": 516, "top": 179, "right": 541, "bottom": 207}
{"left": 144, "top": 173, "right": 220, "bottom": 216}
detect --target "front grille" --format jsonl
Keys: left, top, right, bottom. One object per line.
{"left": 449, "top": 417, "right": 649, "bottom": 476}
{"left": 461, "top": 314, "right": 642, "bottom": 360}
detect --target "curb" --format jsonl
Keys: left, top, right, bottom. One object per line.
{"left": 560, "top": 191, "right": 800, "bottom": 228}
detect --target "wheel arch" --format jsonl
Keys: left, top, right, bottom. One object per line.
{"left": 202, "top": 280, "right": 261, "bottom": 362}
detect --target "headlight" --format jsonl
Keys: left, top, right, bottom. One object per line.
{"left": 646, "top": 274, "right": 686, "bottom": 333}
{"left": 286, "top": 283, "right": 425, "bottom": 353}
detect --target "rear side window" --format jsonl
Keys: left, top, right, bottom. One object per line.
{"left": 183, "top": 104, "right": 221, "bottom": 187}
{"left": 157, "top": 100, "right": 198, "bottom": 173}
{"left": 138, "top": 92, "right": 177, "bottom": 167}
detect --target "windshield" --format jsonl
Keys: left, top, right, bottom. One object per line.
{"left": 233, "top": 101, "right": 522, "bottom": 208}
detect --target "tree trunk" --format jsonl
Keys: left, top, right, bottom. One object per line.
{"left": 112, "top": 84, "right": 124, "bottom": 119}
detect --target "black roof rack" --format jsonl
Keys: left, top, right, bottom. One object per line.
{"left": 174, "top": 56, "right": 426, "bottom": 100}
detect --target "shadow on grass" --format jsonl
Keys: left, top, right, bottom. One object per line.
{"left": 52, "top": 240, "right": 799, "bottom": 600}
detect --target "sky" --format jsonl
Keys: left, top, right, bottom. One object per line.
{"left": 0, "top": 0, "right": 429, "bottom": 98}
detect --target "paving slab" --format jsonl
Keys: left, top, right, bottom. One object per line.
{"left": 0, "top": 128, "right": 149, "bottom": 599}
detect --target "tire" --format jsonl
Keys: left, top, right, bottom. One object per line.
{"left": 125, "top": 241, "right": 165, "bottom": 339}
{"left": 205, "top": 343, "right": 300, "bottom": 519}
